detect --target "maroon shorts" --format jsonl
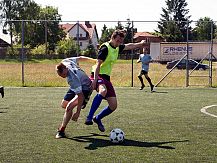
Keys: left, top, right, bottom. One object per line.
{"left": 90, "top": 74, "right": 116, "bottom": 98}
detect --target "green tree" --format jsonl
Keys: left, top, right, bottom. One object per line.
{"left": 192, "top": 17, "right": 216, "bottom": 41}
{"left": 115, "top": 21, "right": 124, "bottom": 30}
{"left": 0, "top": 0, "right": 22, "bottom": 47}
{"left": 0, "top": 1, "right": 65, "bottom": 53}
{"left": 56, "top": 38, "right": 77, "bottom": 58}
{"left": 14, "top": 1, "right": 41, "bottom": 47}
{"left": 99, "top": 24, "right": 114, "bottom": 45}
{"left": 17, "top": 5, "right": 65, "bottom": 51}
{"left": 82, "top": 43, "right": 97, "bottom": 58}
{"left": 156, "top": 0, "right": 192, "bottom": 42}
{"left": 124, "top": 18, "right": 137, "bottom": 44}
{"left": 38, "top": 6, "right": 65, "bottom": 52}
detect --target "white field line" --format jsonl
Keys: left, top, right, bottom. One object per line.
{"left": 201, "top": 105, "right": 217, "bottom": 118}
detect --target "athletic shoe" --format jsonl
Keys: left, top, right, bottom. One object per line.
{"left": 55, "top": 130, "right": 66, "bottom": 139}
{"left": 139, "top": 85, "right": 145, "bottom": 90}
{"left": 81, "top": 102, "right": 87, "bottom": 109}
{"left": 0, "top": 86, "right": 4, "bottom": 98}
{"left": 93, "top": 117, "right": 105, "bottom": 132}
{"left": 151, "top": 84, "right": 155, "bottom": 92}
{"left": 85, "top": 118, "right": 93, "bottom": 125}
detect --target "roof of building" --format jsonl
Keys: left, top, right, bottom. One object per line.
{"left": 133, "top": 32, "right": 157, "bottom": 38}
{"left": 59, "top": 22, "right": 97, "bottom": 39}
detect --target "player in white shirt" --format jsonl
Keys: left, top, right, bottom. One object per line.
{"left": 55, "top": 56, "right": 96, "bottom": 138}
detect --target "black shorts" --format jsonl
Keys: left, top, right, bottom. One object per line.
{"left": 139, "top": 70, "right": 148, "bottom": 76}
{"left": 64, "top": 89, "right": 92, "bottom": 109}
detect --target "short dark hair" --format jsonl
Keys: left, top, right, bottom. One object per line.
{"left": 111, "top": 30, "right": 126, "bottom": 39}
{"left": 56, "top": 63, "right": 66, "bottom": 74}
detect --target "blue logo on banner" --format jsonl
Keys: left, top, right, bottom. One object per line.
{"left": 163, "top": 46, "right": 192, "bottom": 55}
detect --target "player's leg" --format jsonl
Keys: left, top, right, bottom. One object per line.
{"left": 56, "top": 96, "right": 78, "bottom": 139}
{"left": 93, "top": 81, "right": 116, "bottom": 132}
{"left": 144, "top": 73, "right": 154, "bottom": 92}
{"left": 81, "top": 89, "right": 93, "bottom": 110}
{"left": 0, "top": 86, "right": 4, "bottom": 98}
{"left": 56, "top": 89, "right": 76, "bottom": 138}
{"left": 85, "top": 84, "right": 107, "bottom": 125}
{"left": 60, "top": 89, "right": 76, "bottom": 109}
{"left": 93, "top": 97, "right": 117, "bottom": 132}
{"left": 138, "top": 71, "right": 145, "bottom": 90}
{"left": 61, "top": 100, "right": 69, "bottom": 109}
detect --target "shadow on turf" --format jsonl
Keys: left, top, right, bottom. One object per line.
{"left": 151, "top": 90, "right": 168, "bottom": 94}
{"left": 0, "top": 107, "right": 8, "bottom": 113}
{"left": 67, "top": 133, "right": 188, "bottom": 150}
{"left": 140, "top": 90, "right": 168, "bottom": 94}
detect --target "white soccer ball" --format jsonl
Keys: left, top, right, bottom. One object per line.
{"left": 109, "top": 128, "right": 125, "bottom": 144}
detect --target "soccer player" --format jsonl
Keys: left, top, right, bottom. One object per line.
{"left": 85, "top": 29, "right": 146, "bottom": 132}
{"left": 0, "top": 86, "right": 4, "bottom": 98}
{"left": 55, "top": 56, "right": 96, "bottom": 139}
{"left": 137, "top": 48, "right": 154, "bottom": 92}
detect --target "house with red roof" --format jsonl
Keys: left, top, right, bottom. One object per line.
{"left": 133, "top": 32, "right": 164, "bottom": 53}
{"left": 59, "top": 21, "right": 99, "bottom": 50}
{"left": 134, "top": 32, "right": 164, "bottom": 43}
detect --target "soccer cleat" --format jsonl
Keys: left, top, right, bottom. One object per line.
{"left": 0, "top": 86, "right": 4, "bottom": 98}
{"left": 151, "top": 84, "right": 155, "bottom": 92}
{"left": 139, "top": 85, "right": 145, "bottom": 90}
{"left": 81, "top": 101, "right": 87, "bottom": 109}
{"left": 55, "top": 130, "right": 66, "bottom": 139}
{"left": 84, "top": 118, "right": 93, "bottom": 125}
{"left": 93, "top": 117, "right": 105, "bottom": 132}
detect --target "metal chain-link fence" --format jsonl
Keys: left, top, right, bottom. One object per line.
{"left": 0, "top": 20, "right": 216, "bottom": 87}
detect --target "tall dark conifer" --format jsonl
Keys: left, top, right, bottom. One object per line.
{"left": 156, "top": 0, "right": 192, "bottom": 42}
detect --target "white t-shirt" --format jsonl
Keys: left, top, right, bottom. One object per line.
{"left": 62, "top": 57, "right": 91, "bottom": 94}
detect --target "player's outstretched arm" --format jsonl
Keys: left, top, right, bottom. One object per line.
{"left": 78, "top": 56, "right": 97, "bottom": 63}
{"left": 124, "top": 40, "right": 146, "bottom": 51}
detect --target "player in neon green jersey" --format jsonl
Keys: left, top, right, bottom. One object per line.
{"left": 85, "top": 30, "right": 146, "bottom": 132}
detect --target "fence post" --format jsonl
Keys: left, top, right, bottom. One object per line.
{"left": 209, "top": 21, "right": 214, "bottom": 87}
{"left": 21, "top": 20, "right": 25, "bottom": 86}
{"left": 45, "top": 20, "right": 48, "bottom": 57}
{"left": 76, "top": 20, "right": 79, "bottom": 56}
{"left": 131, "top": 21, "right": 134, "bottom": 87}
{"left": 186, "top": 21, "right": 189, "bottom": 87}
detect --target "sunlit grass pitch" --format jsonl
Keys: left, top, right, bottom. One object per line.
{"left": 0, "top": 87, "right": 217, "bottom": 162}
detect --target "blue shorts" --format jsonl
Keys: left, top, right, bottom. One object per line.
{"left": 64, "top": 89, "right": 92, "bottom": 109}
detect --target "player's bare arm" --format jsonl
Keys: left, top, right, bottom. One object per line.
{"left": 124, "top": 40, "right": 146, "bottom": 51}
{"left": 71, "top": 92, "right": 84, "bottom": 121}
{"left": 78, "top": 56, "right": 97, "bottom": 63}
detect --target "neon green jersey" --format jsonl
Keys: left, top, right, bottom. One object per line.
{"left": 92, "top": 42, "right": 119, "bottom": 76}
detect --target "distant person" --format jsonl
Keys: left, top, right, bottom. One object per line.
{"left": 85, "top": 29, "right": 146, "bottom": 132}
{"left": 0, "top": 86, "right": 4, "bottom": 98}
{"left": 55, "top": 56, "right": 96, "bottom": 139}
{"left": 137, "top": 48, "right": 154, "bottom": 92}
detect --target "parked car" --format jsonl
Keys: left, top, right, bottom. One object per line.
{"left": 166, "top": 59, "right": 209, "bottom": 70}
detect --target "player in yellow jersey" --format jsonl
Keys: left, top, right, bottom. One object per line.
{"left": 85, "top": 30, "right": 146, "bottom": 132}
